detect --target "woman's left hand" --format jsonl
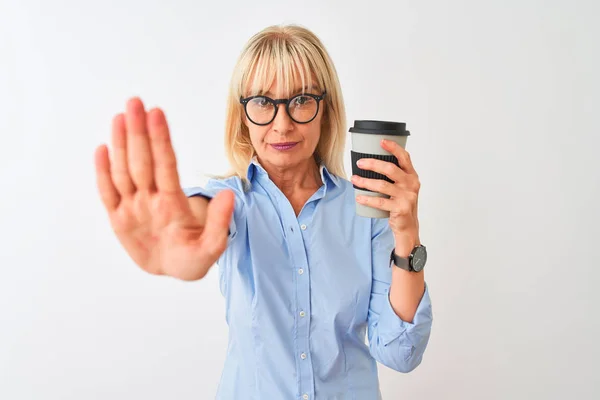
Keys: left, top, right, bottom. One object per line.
{"left": 350, "top": 139, "right": 421, "bottom": 254}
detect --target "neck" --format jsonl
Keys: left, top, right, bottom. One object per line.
{"left": 258, "top": 156, "right": 323, "bottom": 196}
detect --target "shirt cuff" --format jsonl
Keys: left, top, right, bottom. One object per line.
{"left": 378, "top": 282, "right": 433, "bottom": 348}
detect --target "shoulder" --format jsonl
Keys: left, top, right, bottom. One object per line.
{"left": 205, "top": 175, "right": 247, "bottom": 195}
{"left": 182, "top": 175, "right": 247, "bottom": 205}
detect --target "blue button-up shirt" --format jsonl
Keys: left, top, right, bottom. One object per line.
{"left": 183, "top": 157, "right": 432, "bottom": 400}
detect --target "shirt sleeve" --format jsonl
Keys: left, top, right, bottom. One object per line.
{"left": 366, "top": 217, "right": 433, "bottom": 373}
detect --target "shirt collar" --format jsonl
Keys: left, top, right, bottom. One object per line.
{"left": 247, "top": 156, "right": 340, "bottom": 190}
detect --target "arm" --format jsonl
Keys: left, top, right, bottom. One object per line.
{"left": 367, "top": 218, "right": 433, "bottom": 373}
{"left": 389, "top": 236, "right": 426, "bottom": 323}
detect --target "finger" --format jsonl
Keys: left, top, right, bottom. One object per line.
{"left": 357, "top": 157, "right": 404, "bottom": 182}
{"left": 94, "top": 144, "right": 120, "bottom": 210}
{"left": 111, "top": 113, "right": 136, "bottom": 195}
{"left": 197, "top": 190, "right": 235, "bottom": 261}
{"left": 356, "top": 194, "right": 414, "bottom": 214}
{"left": 147, "top": 108, "right": 181, "bottom": 192}
{"left": 351, "top": 175, "right": 403, "bottom": 197}
{"left": 125, "top": 97, "right": 156, "bottom": 191}
{"left": 381, "top": 139, "right": 417, "bottom": 175}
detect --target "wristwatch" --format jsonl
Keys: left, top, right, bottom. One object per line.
{"left": 389, "top": 245, "right": 427, "bottom": 272}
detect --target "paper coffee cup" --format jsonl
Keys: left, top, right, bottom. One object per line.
{"left": 350, "top": 120, "right": 410, "bottom": 218}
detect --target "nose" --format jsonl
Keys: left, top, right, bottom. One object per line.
{"left": 272, "top": 103, "right": 293, "bottom": 133}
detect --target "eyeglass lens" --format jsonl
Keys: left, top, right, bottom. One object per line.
{"left": 246, "top": 94, "right": 319, "bottom": 124}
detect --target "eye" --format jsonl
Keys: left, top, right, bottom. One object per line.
{"left": 250, "top": 97, "right": 270, "bottom": 108}
{"left": 291, "top": 95, "right": 313, "bottom": 107}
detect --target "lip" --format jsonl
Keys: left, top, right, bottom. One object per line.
{"left": 271, "top": 142, "right": 298, "bottom": 146}
{"left": 270, "top": 142, "right": 298, "bottom": 151}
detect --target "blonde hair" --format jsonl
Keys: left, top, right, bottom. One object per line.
{"left": 210, "top": 24, "right": 347, "bottom": 190}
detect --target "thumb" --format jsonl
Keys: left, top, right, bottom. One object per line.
{"left": 198, "top": 189, "right": 235, "bottom": 259}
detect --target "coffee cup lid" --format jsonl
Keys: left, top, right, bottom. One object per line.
{"left": 349, "top": 120, "right": 410, "bottom": 136}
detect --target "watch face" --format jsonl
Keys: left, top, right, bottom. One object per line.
{"left": 411, "top": 246, "right": 427, "bottom": 272}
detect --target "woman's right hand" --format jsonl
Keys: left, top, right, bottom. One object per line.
{"left": 94, "top": 97, "right": 235, "bottom": 281}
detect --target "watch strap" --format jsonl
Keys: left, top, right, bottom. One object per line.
{"left": 390, "top": 249, "right": 412, "bottom": 271}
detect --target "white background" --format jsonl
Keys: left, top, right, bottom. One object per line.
{"left": 1, "top": 0, "right": 599, "bottom": 399}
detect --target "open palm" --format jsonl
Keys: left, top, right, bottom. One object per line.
{"left": 94, "top": 97, "right": 234, "bottom": 281}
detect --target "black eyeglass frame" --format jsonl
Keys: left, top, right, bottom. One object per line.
{"left": 239, "top": 91, "right": 327, "bottom": 126}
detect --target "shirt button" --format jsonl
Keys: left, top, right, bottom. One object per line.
{"left": 300, "top": 224, "right": 307, "bottom": 230}
{"left": 300, "top": 352, "right": 307, "bottom": 360}
{"left": 299, "top": 311, "right": 306, "bottom": 317}
{"left": 298, "top": 268, "right": 304, "bottom": 275}
{"left": 303, "top": 395, "right": 309, "bottom": 400}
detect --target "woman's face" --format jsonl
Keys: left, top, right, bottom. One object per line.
{"left": 243, "top": 78, "right": 324, "bottom": 171}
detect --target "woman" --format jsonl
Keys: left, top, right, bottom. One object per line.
{"left": 94, "top": 24, "right": 432, "bottom": 400}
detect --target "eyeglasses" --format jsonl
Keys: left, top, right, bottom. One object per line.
{"left": 240, "top": 91, "right": 327, "bottom": 126}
